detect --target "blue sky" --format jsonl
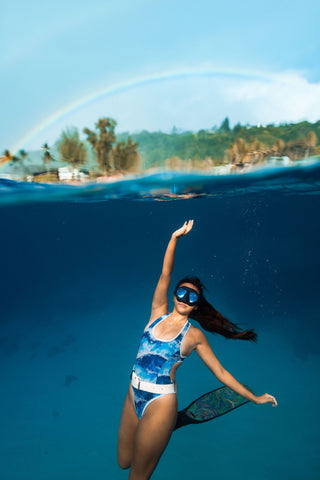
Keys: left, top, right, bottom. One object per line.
{"left": 2, "top": 0, "right": 320, "bottom": 153}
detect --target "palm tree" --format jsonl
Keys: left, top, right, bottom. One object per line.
{"left": 112, "top": 137, "right": 140, "bottom": 172}
{"left": 41, "top": 143, "right": 53, "bottom": 171}
{"left": 57, "top": 128, "right": 87, "bottom": 167}
{"left": 18, "top": 149, "right": 28, "bottom": 162}
{"left": 83, "top": 117, "right": 117, "bottom": 174}
{"left": 0, "top": 150, "right": 20, "bottom": 169}
{"left": 0, "top": 149, "right": 13, "bottom": 166}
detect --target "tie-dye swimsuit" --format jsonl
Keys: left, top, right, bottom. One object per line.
{"left": 132, "top": 314, "right": 190, "bottom": 419}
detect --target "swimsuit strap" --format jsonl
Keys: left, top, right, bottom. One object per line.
{"left": 180, "top": 320, "right": 191, "bottom": 338}
{"left": 146, "top": 314, "right": 169, "bottom": 331}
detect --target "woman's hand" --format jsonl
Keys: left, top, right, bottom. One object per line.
{"left": 172, "top": 220, "right": 194, "bottom": 239}
{"left": 254, "top": 393, "right": 278, "bottom": 407}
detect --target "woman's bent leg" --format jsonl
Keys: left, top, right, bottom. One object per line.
{"left": 118, "top": 387, "right": 139, "bottom": 469}
{"left": 129, "top": 393, "right": 177, "bottom": 480}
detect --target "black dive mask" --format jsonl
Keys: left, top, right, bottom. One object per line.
{"left": 174, "top": 286, "right": 199, "bottom": 306}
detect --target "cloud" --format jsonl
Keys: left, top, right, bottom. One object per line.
{"left": 223, "top": 71, "right": 320, "bottom": 126}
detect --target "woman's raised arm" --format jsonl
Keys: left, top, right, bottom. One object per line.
{"left": 148, "top": 220, "right": 194, "bottom": 323}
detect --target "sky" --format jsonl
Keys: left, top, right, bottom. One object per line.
{"left": 2, "top": 0, "right": 320, "bottom": 153}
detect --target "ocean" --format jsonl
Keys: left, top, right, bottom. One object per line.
{"left": 1, "top": 160, "right": 320, "bottom": 479}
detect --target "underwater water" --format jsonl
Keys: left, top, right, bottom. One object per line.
{"left": 1, "top": 161, "right": 320, "bottom": 480}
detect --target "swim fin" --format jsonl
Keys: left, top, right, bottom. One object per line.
{"left": 174, "top": 385, "right": 253, "bottom": 430}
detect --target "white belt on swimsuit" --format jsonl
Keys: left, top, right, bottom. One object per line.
{"left": 131, "top": 371, "right": 177, "bottom": 394}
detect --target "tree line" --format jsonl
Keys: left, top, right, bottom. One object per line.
{"left": 1, "top": 117, "right": 320, "bottom": 178}
{"left": 117, "top": 118, "right": 320, "bottom": 168}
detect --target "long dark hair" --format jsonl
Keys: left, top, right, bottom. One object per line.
{"left": 176, "top": 276, "right": 257, "bottom": 342}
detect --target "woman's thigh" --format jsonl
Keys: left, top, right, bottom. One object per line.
{"left": 129, "top": 393, "right": 177, "bottom": 479}
{"left": 117, "top": 386, "right": 139, "bottom": 469}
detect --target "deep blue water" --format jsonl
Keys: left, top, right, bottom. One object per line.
{"left": 1, "top": 162, "right": 320, "bottom": 479}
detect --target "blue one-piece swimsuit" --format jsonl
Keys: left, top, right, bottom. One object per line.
{"left": 132, "top": 314, "right": 190, "bottom": 419}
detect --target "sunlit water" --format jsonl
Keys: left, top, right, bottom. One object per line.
{"left": 1, "top": 160, "right": 320, "bottom": 479}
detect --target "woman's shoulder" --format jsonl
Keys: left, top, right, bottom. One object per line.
{"left": 183, "top": 324, "right": 208, "bottom": 355}
{"left": 187, "top": 324, "right": 207, "bottom": 343}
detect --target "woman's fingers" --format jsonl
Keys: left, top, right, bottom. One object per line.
{"left": 269, "top": 395, "right": 278, "bottom": 407}
{"left": 185, "top": 219, "right": 194, "bottom": 233}
{"left": 187, "top": 219, "right": 194, "bottom": 230}
{"left": 265, "top": 394, "right": 277, "bottom": 407}
{"left": 173, "top": 220, "right": 194, "bottom": 238}
{"left": 258, "top": 393, "right": 278, "bottom": 407}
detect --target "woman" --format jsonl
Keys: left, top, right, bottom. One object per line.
{"left": 118, "top": 220, "right": 277, "bottom": 479}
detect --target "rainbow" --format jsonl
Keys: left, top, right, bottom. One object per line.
{"left": 10, "top": 67, "right": 274, "bottom": 154}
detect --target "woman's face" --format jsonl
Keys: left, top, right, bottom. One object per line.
{"left": 173, "top": 282, "right": 200, "bottom": 314}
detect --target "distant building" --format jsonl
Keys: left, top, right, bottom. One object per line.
{"left": 58, "top": 166, "right": 89, "bottom": 182}
{"left": 267, "top": 156, "right": 291, "bottom": 166}
{"left": 211, "top": 164, "right": 235, "bottom": 175}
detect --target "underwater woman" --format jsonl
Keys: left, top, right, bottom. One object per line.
{"left": 117, "top": 220, "right": 277, "bottom": 480}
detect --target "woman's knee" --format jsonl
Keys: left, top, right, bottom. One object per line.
{"left": 117, "top": 453, "right": 131, "bottom": 470}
